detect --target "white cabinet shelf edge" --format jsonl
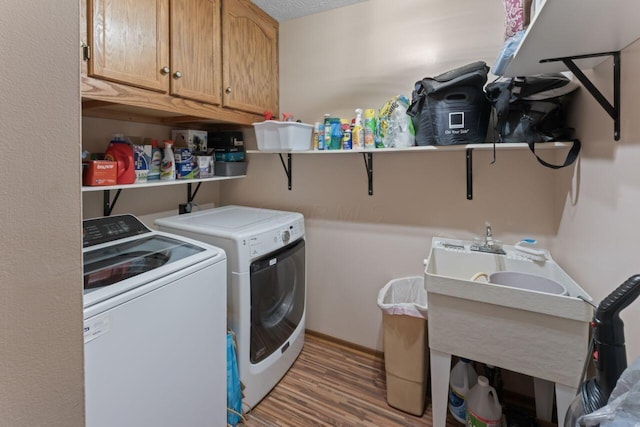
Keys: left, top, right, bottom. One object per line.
{"left": 246, "top": 141, "right": 572, "bottom": 155}
{"left": 82, "top": 176, "right": 245, "bottom": 192}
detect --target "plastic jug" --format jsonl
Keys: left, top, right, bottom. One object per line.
{"left": 104, "top": 134, "right": 135, "bottom": 184}
{"left": 449, "top": 358, "right": 478, "bottom": 424}
{"left": 466, "top": 376, "right": 502, "bottom": 427}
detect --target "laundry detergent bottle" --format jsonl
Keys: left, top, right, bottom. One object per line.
{"left": 104, "top": 133, "right": 135, "bottom": 184}
{"left": 466, "top": 376, "right": 502, "bottom": 427}
{"left": 449, "top": 358, "right": 478, "bottom": 424}
{"left": 147, "top": 139, "right": 162, "bottom": 181}
{"left": 160, "top": 139, "right": 176, "bottom": 181}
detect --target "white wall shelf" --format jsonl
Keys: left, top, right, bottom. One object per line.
{"left": 247, "top": 142, "right": 575, "bottom": 199}
{"left": 502, "top": 0, "right": 640, "bottom": 77}
{"left": 246, "top": 142, "right": 570, "bottom": 155}
{"left": 499, "top": 0, "right": 640, "bottom": 141}
{"left": 82, "top": 175, "right": 246, "bottom": 216}
{"left": 81, "top": 176, "right": 244, "bottom": 192}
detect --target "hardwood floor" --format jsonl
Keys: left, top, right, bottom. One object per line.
{"left": 243, "top": 334, "right": 460, "bottom": 427}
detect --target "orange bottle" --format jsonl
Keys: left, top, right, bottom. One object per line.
{"left": 104, "top": 134, "right": 135, "bottom": 184}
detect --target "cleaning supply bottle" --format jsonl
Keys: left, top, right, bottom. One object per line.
{"left": 341, "top": 119, "right": 352, "bottom": 149}
{"left": 364, "top": 108, "right": 376, "bottom": 149}
{"left": 449, "top": 358, "right": 478, "bottom": 424}
{"left": 147, "top": 139, "right": 162, "bottom": 181}
{"left": 466, "top": 376, "right": 502, "bottom": 427}
{"left": 321, "top": 113, "right": 331, "bottom": 150}
{"left": 352, "top": 109, "right": 364, "bottom": 150}
{"left": 104, "top": 133, "right": 135, "bottom": 184}
{"left": 160, "top": 139, "right": 175, "bottom": 181}
{"left": 327, "top": 118, "right": 342, "bottom": 150}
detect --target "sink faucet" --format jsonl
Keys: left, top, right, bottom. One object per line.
{"left": 485, "top": 223, "right": 494, "bottom": 248}
{"left": 470, "top": 222, "right": 505, "bottom": 255}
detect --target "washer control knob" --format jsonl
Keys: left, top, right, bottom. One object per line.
{"left": 282, "top": 230, "right": 290, "bottom": 245}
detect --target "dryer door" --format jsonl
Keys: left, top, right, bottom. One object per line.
{"left": 249, "top": 239, "right": 305, "bottom": 364}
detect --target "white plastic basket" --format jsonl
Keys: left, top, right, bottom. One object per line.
{"left": 253, "top": 121, "right": 313, "bottom": 151}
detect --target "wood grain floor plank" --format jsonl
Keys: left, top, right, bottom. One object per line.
{"left": 244, "top": 334, "right": 461, "bottom": 427}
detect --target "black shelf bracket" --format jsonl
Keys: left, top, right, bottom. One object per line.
{"left": 362, "top": 152, "right": 373, "bottom": 196}
{"left": 179, "top": 182, "right": 202, "bottom": 214}
{"left": 466, "top": 149, "right": 473, "bottom": 200}
{"left": 278, "top": 153, "right": 292, "bottom": 190}
{"left": 541, "top": 51, "right": 621, "bottom": 140}
{"left": 103, "top": 189, "right": 122, "bottom": 216}
{"left": 187, "top": 182, "right": 202, "bottom": 203}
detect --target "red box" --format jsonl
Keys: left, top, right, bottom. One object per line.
{"left": 83, "top": 160, "right": 117, "bottom": 186}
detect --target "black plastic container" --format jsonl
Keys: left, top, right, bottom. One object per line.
{"left": 208, "top": 131, "right": 244, "bottom": 149}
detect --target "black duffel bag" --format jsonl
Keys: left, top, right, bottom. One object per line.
{"left": 485, "top": 74, "right": 581, "bottom": 169}
{"left": 407, "top": 61, "right": 491, "bottom": 146}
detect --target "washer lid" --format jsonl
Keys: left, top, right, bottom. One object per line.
{"left": 155, "top": 205, "right": 303, "bottom": 238}
{"left": 83, "top": 235, "right": 205, "bottom": 291}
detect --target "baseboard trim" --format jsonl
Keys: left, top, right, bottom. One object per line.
{"left": 305, "top": 329, "right": 384, "bottom": 360}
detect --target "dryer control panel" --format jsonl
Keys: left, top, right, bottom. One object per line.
{"left": 249, "top": 217, "right": 305, "bottom": 259}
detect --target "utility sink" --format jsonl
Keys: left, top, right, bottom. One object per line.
{"left": 424, "top": 237, "right": 594, "bottom": 427}
{"left": 425, "top": 237, "right": 592, "bottom": 320}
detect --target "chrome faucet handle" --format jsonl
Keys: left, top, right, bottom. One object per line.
{"left": 485, "top": 223, "right": 494, "bottom": 248}
{"left": 470, "top": 223, "right": 505, "bottom": 255}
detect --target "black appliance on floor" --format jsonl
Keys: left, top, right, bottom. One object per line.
{"left": 565, "top": 275, "right": 640, "bottom": 427}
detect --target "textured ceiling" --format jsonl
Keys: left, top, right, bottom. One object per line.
{"left": 251, "top": 0, "right": 367, "bottom": 22}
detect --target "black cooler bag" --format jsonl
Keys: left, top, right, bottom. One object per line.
{"left": 407, "top": 61, "right": 490, "bottom": 146}
{"left": 484, "top": 74, "right": 578, "bottom": 144}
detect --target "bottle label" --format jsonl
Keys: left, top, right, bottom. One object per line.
{"left": 323, "top": 118, "right": 332, "bottom": 149}
{"left": 448, "top": 387, "right": 466, "bottom": 422}
{"left": 467, "top": 408, "right": 501, "bottom": 427}
{"left": 352, "top": 126, "right": 363, "bottom": 149}
{"left": 342, "top": 128, "right": 352, "bottom": 149}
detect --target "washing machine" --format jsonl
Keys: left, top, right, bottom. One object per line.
{"left": 156, "top": 205, "right": 306, "bottom": 408}
{"left": 82, "top": 214, "right": 227, "bottom": 427}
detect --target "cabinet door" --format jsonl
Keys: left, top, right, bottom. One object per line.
{"left": 81, "top": 0, "right": 88, "bottom": 76}
{"left": 171, "top": 0, "right": 222, "bottom": 105}
{"left": 89, "top": 0, "right": 169, "bottom": 92}
{"left": 222, "top": 0, "right": 278, "bottom": 115}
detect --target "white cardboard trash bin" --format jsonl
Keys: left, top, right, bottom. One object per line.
{"left": 377, "top": 276, "right": 429, "bottom": 416}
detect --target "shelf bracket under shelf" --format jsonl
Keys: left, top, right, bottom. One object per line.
{"left": 540, "top": 51, "right": 621, "bottom": 140}
{"left": 103, "top": 189, "right": 122, "bottom": 216}
{"left": 278, "top": 153, "right": 292, "bottom": 190}
{"left": 187, "top": 182, "right": 201, "bottom": 203}
{"left": 362, "top": 152, "right": 373, "bottom": 196}
{"left": 179, "top": 182, "right": 202, "bottom": 214}
{"left": 466, "top": 149, "right": 473, "bottom": 200}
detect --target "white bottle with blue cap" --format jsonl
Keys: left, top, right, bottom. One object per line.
{"left": 449, "top": 358, "right": 478, "bottom": 424}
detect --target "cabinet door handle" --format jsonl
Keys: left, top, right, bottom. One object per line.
{"left": 225, "top": 86, "right": 232, "bottom": 94}
{"left": 160, "top": 66, "right": 170, "bottom": 74}
{"left": 173, "top": 71, "right": 183, "bottom": 79}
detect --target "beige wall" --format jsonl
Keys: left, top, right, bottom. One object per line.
{"left": 222, "top": 0, "right": 570, "bottom": 352}
{"left": 554, "top": 41, "right": 640, "bottom": 359}
{"left": 223, "top": 0, "right": 640, "bottom": 363}
{"left": 0, "top": 1, "right": 84, "bottom": 426}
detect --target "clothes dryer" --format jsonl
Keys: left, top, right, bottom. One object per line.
{"left": 156, "top": 205, "right": 306, "bottom": 408}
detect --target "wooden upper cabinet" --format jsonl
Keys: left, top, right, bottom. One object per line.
{"left": 88, "top": 0, "right": 170, "bottom": 92}
{"left": 170, "top": 0, "right": 222, "bottom": 105}
{"left": 222, "top": 0, "right": 279, "bottom": 115}
{"left": 82, "top": 0, "right": 277, "bottom": 121}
